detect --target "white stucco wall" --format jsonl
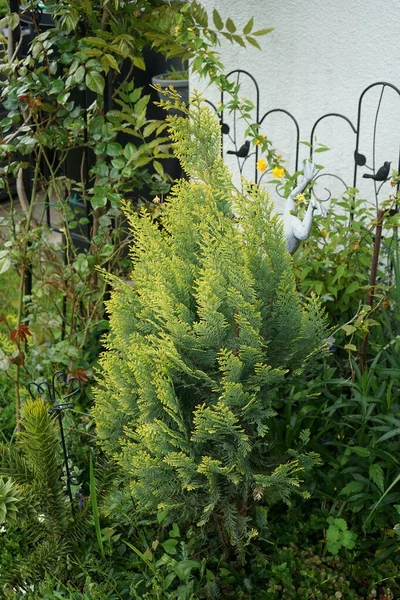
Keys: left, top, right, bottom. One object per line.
{"left": 191, "top": 0, "right": 400, "bottom": 212}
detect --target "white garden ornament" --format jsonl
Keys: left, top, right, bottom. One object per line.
{"left": 283, "top": 160, "right": 328, "bottom": 254}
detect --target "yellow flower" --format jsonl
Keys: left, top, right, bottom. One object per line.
{"left": 353, "top": 241, "right": 360, "bottom": 250}
{"left": 272, "top": 166, "right": 285, "bottom": 179}
{"left": 320, "top": 229, "right": 328, "bottom": 237}
{"left": 257, "top": 158, "right": 268, "bottom": 172}
{"left": 295, "top": 193, "right": 306, "bottom": 205}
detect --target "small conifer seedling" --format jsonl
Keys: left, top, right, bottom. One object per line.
{"left": 93, "top": 93, "right": 327, "bottom": 556}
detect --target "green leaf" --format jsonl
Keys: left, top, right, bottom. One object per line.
{"left": 232, "top": 34, "right": 246, "bottom": 48}
{"left": 226, "top": 18, "right": 236, "bottom": 33}
{"left": 314, "top": 146, "right": 330, "bottom": 153}
{"left": 143, "top": 121, "right": 162, "bottom": 138}
{"left": 243, "top": 17, "right": 254, "bottom": 35}
{"left": 252, "top": 28, "right": 274, "bottom": 36}
{"left": 72, "top": 65, "right": 85, "bottom": 84}
{"left": 90, "top": 454, "right": 105, "bottom": 559}
{"left": 169, "top": 523, "right": 180, "bottom": 538}
{"left": 157, "top": 509, "right": 168, "bottom": 524}
{"left": 90, "top": 195, "right": 107, "bottom": 210}
{"left": 123, "top": 143, "right": 137, "bottom": 160}
{"left": 111, "top": 157, "right": 125, "bottom": 170}
{"left": 0, "top": 250, "right": 11, "bottom": 274}
{"left": 8, "top": 13, "right": 20, "bottom": 30}
{"left": 351, "top": 446, "right": 370, "bottom": 458}
{"left": 245, "top": 36, "right": 262, "bottom": 50}
{"left": 106, "top": 142, "right": 123, "bottom": 157}
{"left": 369, "top": 463, "right": 384, "bottom": 492}
{"left": 133, "top": 55, "right": 146, "bottom": 70}
{"left": 102, "top": 53, "right": 120, "bottom": 72}
{"left": 342, "top": 324, "right": 356, "bottom": 336}
{"left": 161, "top": 538, "right": 178, "bottom": 555}
{"left": 344, "top": 343, "right": 358, "bottom": 352}
{"left": 345, "top": 281, "right": 360, "bottom": 294}
{"left": 85, "top": 71, "right": 105, "bottom": 95}
{"left": 153, "top": 161, "right": 164, "bottom": 177}
{"left": 340, "top": 481, "right": 364, "bottom": 495}
{"left": 213, "top": 9, "right": 223, "bottom": 31}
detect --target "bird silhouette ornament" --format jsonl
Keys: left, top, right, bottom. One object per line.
{"left": 227, "top": 140, "right": 250, "bottom": 158}
{"left": 363, "top": 161, "right": 391, "bottom": 181}
{"left": 283, "top": 161, "right": 327, "bottom": 255}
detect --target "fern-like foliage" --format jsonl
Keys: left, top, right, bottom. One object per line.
{"left": 93, "top": 92, "right": 328, "bottom": 556}
{"left": 0, "top": 398, "right": 91, "bottom": 589}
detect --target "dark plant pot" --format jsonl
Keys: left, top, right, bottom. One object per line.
{"left": 151, "top": 73, "right": 189, "bottom": 107}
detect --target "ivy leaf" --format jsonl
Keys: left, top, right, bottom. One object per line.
{"left": 86, "top": 71, "right": 105, "bottom": 95}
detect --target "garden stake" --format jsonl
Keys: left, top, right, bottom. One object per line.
{"left": 359, "top": 209, "right": 385, "bottom": 368}
{"left": 28, "top": 370, "right": 81, "bottom": 514}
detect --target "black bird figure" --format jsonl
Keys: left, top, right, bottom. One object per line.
{"left": 363, "top": 161, "right": 391, "bottom": 181}
{"left": 354, "top": 150, "right": 367, "bottom": 166}
{"left": 227, "top": 140, "right": 250, "bottom": 157}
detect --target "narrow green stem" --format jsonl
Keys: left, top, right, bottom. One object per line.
{"left": 14, "top": 148, "right": 43, "bottom": 426}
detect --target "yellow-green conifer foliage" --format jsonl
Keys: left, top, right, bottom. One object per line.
{"left": 93, "top": 93, "right": 327, "bottom": 554}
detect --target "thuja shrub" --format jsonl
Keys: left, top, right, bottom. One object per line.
{"left": 93, "top": 93, "right": 327, "bottom": 556}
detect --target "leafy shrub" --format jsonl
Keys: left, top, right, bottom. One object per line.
{"left": 93, "top": 93, "right": 327, "bottom": 557}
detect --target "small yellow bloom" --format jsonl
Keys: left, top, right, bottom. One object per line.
{"left": 320, "top": 229, "right": 328, "bottom": 237}
{"left": 272, "top": 166, "right": 285, "bottom": 179}
{"left": 153, "top": 195, "right": 161, "bottom": 204}
{"left": 217, "top": 101, "right": 222, "bottom": 106}
{"left": 257, "top": 158, "right": 267, "bottom": 172}
{"left": 353, "top": 242, "right": 360, "bottom": 250}
{"left": 295, "top": 193, "right": 306, "bottom": 205}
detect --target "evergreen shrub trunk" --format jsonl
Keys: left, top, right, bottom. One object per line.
{"left": 93, "top": 93, "right": 327, "bottom": 555}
